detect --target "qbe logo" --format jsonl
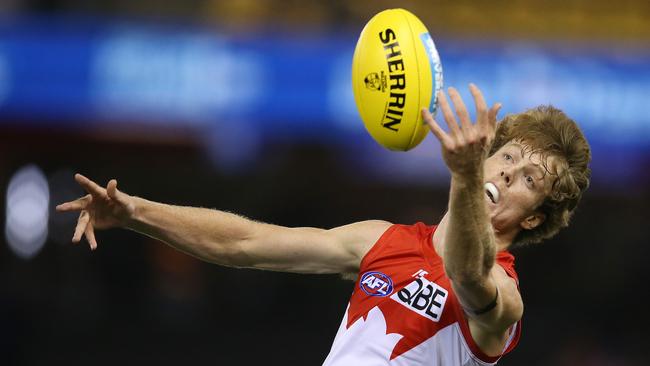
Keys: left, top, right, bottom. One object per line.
{"left": 390, "top": 277, "right": 448, "bottom": 322}
{"left": 360, "top": 271, "right": 394, "bottom": 297}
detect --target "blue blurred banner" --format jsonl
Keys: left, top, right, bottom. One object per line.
{"left": 0, "top": 16, "right": 649, "bottom": 183}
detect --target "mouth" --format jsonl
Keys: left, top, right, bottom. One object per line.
{"left": 484, "top": 182, "right": 500, "bottom": 204}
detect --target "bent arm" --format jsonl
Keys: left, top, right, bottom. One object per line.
{"left": 127, "top": 197, "right": 390, "bottom": 275}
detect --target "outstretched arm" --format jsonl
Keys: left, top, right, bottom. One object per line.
{"left": 422, "top": 84, "right": 522, "bottom": 332}
{"left": 57, "top": 174, "right": 390, "bottom": 276}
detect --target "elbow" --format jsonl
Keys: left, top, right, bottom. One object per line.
{"left": 209, "top": 242, "right": 246, "bottom": 267}
{"left": 226, "top": 226, "right": 270, "bottom": 268}
{"left": 199, "top": 235, "right": 256, "bottom": 268}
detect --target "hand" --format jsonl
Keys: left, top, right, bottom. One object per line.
{"left": 422, "top": 84, "right": 501, "bottom": 179}
{"left": 56, "top": 174, "right": 136, "bottom": 250}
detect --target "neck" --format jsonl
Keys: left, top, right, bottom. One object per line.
{"left": 432, "top": 213, "right": 513, "bottom": 255}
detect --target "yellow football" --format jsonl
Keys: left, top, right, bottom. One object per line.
{"left": 352, "top": 8, "right": 443, "bottom": 151}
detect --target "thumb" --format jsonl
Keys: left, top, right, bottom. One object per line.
{"left": 107, "top": 179, "right": 128, "bottom": 205}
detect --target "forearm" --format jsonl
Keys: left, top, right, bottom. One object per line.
{"left": 126, "top": 197, "right": 259, "bottom": 266}
{"left": 443, "top": 172, "right": 496, "bottom": 283}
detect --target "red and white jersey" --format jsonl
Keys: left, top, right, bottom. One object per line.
{"left": 323, "top": 223, "right": 521, "bottom": 366}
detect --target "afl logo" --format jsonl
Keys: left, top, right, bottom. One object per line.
{"left": 360, "top": 271, "right": 394, "bottom": 297}
{"left": 364, "top": 71, "right": 386, "bottom": 92}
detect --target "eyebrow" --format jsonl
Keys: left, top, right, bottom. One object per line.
{"left": 509, "top": 142, "right": 526, "bottom": 159}
{"left": 507, "top": 143, "right": 547, "bottom": 180}
{"left": 529, "top": 164, "right": 546, "bottom": 180}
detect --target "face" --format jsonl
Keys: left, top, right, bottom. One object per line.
{"left": 483, "top": 142, "right": 560, "bottom": 237}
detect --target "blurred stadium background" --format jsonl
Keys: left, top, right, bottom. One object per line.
{"left": 1, "top": 0, "right": 649, "bottom": 365}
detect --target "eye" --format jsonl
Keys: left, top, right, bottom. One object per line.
{"left": 525, "top": 176, "right": 535, "bottom": 187}
{"left": 504, "top": 153, "right": 512, "bottom": 161}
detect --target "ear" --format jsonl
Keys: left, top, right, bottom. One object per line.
{"left": 520, "top": 212, "right": 546, "bottom": 230}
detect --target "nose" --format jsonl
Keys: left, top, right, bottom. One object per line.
{"left": 500, "top": 170, "right": 511, "bottom": 186}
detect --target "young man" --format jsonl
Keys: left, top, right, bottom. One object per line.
{"left": 57, "top": 84, "right": 591, "bottom": 365}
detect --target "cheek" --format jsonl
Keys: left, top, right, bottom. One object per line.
{"left": 483, "top": 157, "right": 499, "bottom": 173}
{"left": 508, "top": 188, "right": 541, "bottom": 215}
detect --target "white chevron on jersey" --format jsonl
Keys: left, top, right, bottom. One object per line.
{"left": 323, "top": 305, "right": 500, "bottom": 366}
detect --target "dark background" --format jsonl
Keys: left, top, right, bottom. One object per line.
{"left": 1, "top": 1, "right": 649, "bottom": 365}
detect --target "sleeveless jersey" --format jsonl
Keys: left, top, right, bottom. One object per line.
{"left": 323, "top": 223, "right": 521, "bottom": 366}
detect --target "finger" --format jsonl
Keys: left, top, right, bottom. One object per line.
{"left": 469, "top": 83, "right": 489, "bottom": 128}
{"left": 75, "top": 174, "right": 108, "bottom": 199}
{"left": 488, "top": 103, "right": 502, "bottom": 131}
{"left": 72, "top": 210, "right": 90, "bottom": 243}
{"left": 447, "top": 87, "right": 473, "bottom": 134}
{"left": 422, "top": 108, "right": 453, "bottom": 146}
{"left": 437, "top": 91, "right": 462, "bottom": 138}
{"left": 85, "top": 221, "right": 98, "bottom": 250}
{"left": 56, "top": 194, "right": 91, "bottom": 212}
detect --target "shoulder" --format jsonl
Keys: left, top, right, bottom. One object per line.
{"left": 332, "top": 221, "right": 440, "bottom": 277}
{"left": 328, "top": 220, "right": 393, "bottom": 276}
{"left": 329, "top": 220, "right": 393, "bottom": 250}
